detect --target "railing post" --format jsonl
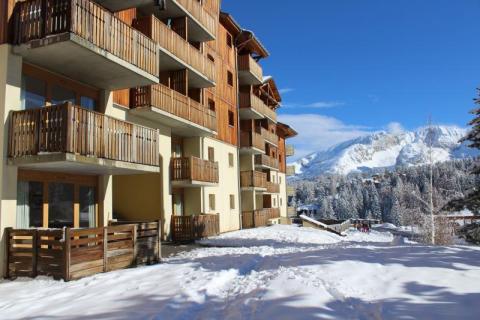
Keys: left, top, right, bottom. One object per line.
{"left": 41, "top": 0, "right": 47, "bottom": 37}
{"left": 132, "top": 125, "right": 137, "bottom": 164}
{"left": 103, "top": 227, "right": 108, "bottom": 273}
{"left": 70, "top": 0, "right": 76, "bottom": 33}
{"left": 32, "top": 230, "right": 38, "bottom": 278}
{"left": 64, "top": 228, "right": 71, "bottom": 282}
{"left": 157, "top": 220, "right": 162, "bottom": 262}
{"left": 132, "top": 224, "right": 138, "bottom": 266}
{"left": 4, "top": 228, "right": 12, "bottom": 279}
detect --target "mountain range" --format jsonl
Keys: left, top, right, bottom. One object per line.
{"left": 290, "top": 125, "right": 478, "bottom": 178}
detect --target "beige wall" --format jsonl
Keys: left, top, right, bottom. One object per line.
{"left": 278, "top": 172, "right": 287, "bottom": 218}
{"left": 0, "top": 44, "right": 22, "bottom": 277}
{"left": 203, "top": 137, "right": 240, "bottom": 233}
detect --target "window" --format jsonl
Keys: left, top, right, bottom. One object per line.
{"left": 209, "top": 194, "right": 216, "bottom": 211}
{"left": 227, "top": 71, "right": 234, "bottom": 86}
{"left": 228, "top": 153, "right": 234, "bottom": 167}
{"left": 273, "top": 198, "right": 277, "bottom": 207}
{"left": 280, "top": 198, "right": 283, "bottom": 206}
{"left": 230, "top": 195, "right": 235, "bottom": 210}
{"left": 226, "top": 33, "right": 233, "bottom": 48}
{"left": 208, "top": 147, "right": 215, "bottom": 162}
{"left": 79, "top": 186, "right": 96, "bottom": 228}
{"left": 16, "top": 181, "right": 43, "bottom": 228}
{"left": 48, "top": 182, "right": 75, "bottom": 228}
{"left": 21, "top": 75, "right": 46, "bottom": 110}
{"left": 208, "top": 99, "right": 216, "bottom": 112}
{"left": 51, "top": 85, "right": 75, "bottom": 105}
{"left": 228, "top": 110, "right": 235, "bottom": 127}
{"left": 81, "top": 96, "right": 96, "bottom": 111}
{"left": 207, "top": 54, "right": 215, "bottom": 62}
{"left": 279, "top": 176, "right": 282, "bottom": 184}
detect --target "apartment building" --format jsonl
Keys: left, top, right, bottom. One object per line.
{"left": 0, "top": 0, "right": 296, "bottom": 278}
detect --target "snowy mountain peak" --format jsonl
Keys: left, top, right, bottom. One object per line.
{"left": 290, "top": 125, "right": 476, "bottom": 177}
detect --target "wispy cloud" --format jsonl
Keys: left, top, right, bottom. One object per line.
{"left": 278, "top": 113, "right": 371, "bottom": 160}
{"left": 283, "top": 101, "right": 346, "bottom": 109}
{"left": 386, "top": 122, "right": 405, "bottom": 134}
{"left": 279, "top": 88, "right": 295, "bottom": 94}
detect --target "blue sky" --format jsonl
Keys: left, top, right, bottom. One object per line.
{"left": 222, "top": 0, "right": 480, "bottom": 159}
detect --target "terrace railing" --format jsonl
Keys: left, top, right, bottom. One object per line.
{"left": 171, "top": 156, "right": 219, "bottom": 184}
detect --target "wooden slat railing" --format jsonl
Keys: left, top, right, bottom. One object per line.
{"left": 287, "top": 207, "right": 296, "bottom": 217}
{"left": 287, "top": 186, "right": 295, "bottom": 196}
{"left": 266, "top": 181, "right": 280, "bottom": 193}
{"left": 171, "top": 156, "right": 219, "bottom": 184}
{"left": 176, "top": 0, "right": 217, "bottom": 37}
{"left": 12, "top": 0, "right": 159, "bottom": 77}
{"left": 9, "top": 103, "right": 159, "bottom": 166}
{"left": 239, "top": 92, "right": 277, "bottom": 122}
{"left": 171, "top": 214, "right": 219, "bottom": 242}
{"left": 255, "top": 154, "right": 279, "bottom": 169}
{"left": 241, "top": 208, "right": 281, "bottom": 229}
{"left": 286, "top": 144, "right": 295, "bottom": 157}
{"left": 136, "top": 15, "right": 215, "bottom": 82}
{"left": 286, "top": 165, "right": 296, "bottom": 176}
{"left": 240, "top": 131, "right": 265, "bottom": 152}
{"left": 238, "top": 54, "right": 263, "bottom": 82}
{"left": 240, "top": 171, "right": 267, "bottom": 189}
{"left": 261, "top": 127, "right": 278, "bottom": 146}
{"left": 131, "top": 84, "right": 217, "bottom": 132}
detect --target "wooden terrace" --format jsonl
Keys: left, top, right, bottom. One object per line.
{"left": 255, "top": 154, "right": 279, "bottom": 170}
{"left": 242, "top": 208, "right": 281, "bottom": 229}
{"left": 238, "top": 54, "right": 263, "bottom": 85}
{"left": 239, "top": 92, "right": 277, "bottom": 123}
{"left": 240, "top": 131, "right": 265, "bottom": 154}
{"left": 240, "top": 171, "right": 267, "bottom": 190}
{"left": 171, "top": 214, "right": 220, "bottom": 242}
{"left": 171, "top": 156, "right": 219, "bottom": 186}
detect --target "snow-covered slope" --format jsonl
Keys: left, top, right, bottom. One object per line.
{"left": 291, "top": 125, "right": 477, "bottom": 177}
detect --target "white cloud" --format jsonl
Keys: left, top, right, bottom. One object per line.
{"left": 386, "top": 122, "right": 405, "bottom": 134}
{"left": 283, "top": 101, "right": 345, "bottom": 109}
{"left": 279, "top": 88, "right": 295, "bottom": 94}
{"left": 278, "top": 113, "right": 371, "bottom": 160}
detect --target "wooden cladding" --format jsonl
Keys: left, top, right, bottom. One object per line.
{"left": 176, "top": 0, "right": 217, "bottom": 37}
{"left": 171, "top": 156, "right": 219, "bottom": 184}
{"left": 238, "top": 54, "right": 263, "bottom": 82}
{"left": 286, "top": 144, "right": 295, "bottom": 157}
{"left": 171, "top": 214, "right": 219, "bottom": 242}
{"left": 134, "top": 15, "right": 215, "bottom": 83}
{"left": 242, "top": 208, "right": 281, "bottom": 229}
{"left": 261, "top": 127, "right": 278, "bottom": 146}
{"left": 255, "top": 154, "right": 279, "bottom": 170}
{"left": 131, "top": 84, "right": 217, "bottom": 132}
{"left": 5, "top": 221, "right": 161, "bottom": 281}
{"left": 12, "top": 0, "right": 158, "bottom": 77}
{"left": 239, "top": 92, "right": 277, "bottom": 122}
{"left": 240, "top": 131, "right": 265, "bottom": 152}
{"left": 240, "top": 171, "right": 267, "bottom": 189}
{"left": 266, "top": 181, "right": 280, "bottom": 194}
{"left": 9, "top": 103, "right": 159, "bottom": 166}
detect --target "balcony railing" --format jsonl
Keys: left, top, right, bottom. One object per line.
{"left": 9, "top": 103, "right": 159, "bottom": 166}
{"left": 13, "top": 0, "right": 159, "bottom": 78}
{"left": 240, "top": 131, "right": 265, "bottom": 152}
{"left": 286, "top": 144, "right": 295, "bottom": 157}
{"left": 137, "top": 15, "right": 215, "bottom": 83}
{"left": 238, "top": 55, "right": 263, "bottom": 84}
{"left": 286, "top": 165, "right": 296, "bottom": 176}
{"left": 287, "top": 186, "right": 295, "bottom": 196}
{"left": 260, "top": 127, "right": 278, "bottom": 146}
{"left": 255, "top": 154, "right": 279, "bottom": 169}
{"left": 287, "top": 207, "right": 297, "bottom": 217}
{"left": 240, "top": 171, "right": 267, "bottom": 189}
{"left": 239, "top": 92, "right": 277, "bottom": 122}
{"left": 171, "top": 156, "right": 219, "bottom": 184}
{"left": 263, "top": 208, "right": 281, "bottom": 220}
{"left": 176, "top": 0, "right": 218, "bottom": 37}
{"left": 266, "top": 181, "right": 280, "bottom": 193}
{"left": 131, "top": 84, "right": 217, "bottom": 132}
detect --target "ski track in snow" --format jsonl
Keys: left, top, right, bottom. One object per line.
{"left": 1, "top": 225, "right": 480, "bottom": 320}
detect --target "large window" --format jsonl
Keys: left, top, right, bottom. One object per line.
{"left": 51, "top": 85, "right": 76, "bottom": 105}
{"left": 21, "top": 75, "right": 46, "bottom": 110}
{"left": 16, "top": 171, "right": 98, "bottom": 229}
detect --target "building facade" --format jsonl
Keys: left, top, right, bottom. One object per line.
{"left": 0, "top": 0, "right": 296, "bottom": 277}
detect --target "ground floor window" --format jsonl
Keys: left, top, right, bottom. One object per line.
{"left": 16, "top": 170, "right": 98, "bottom": 229}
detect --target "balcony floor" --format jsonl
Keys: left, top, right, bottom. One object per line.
{"left": 13, "top": 33, "right": 158, "bottom": 90}
{"left": 238, "top": 70, "right": 263, "bottom": 86}
{"left": 239, "top": 147, "right": 265, "bottom": 155}
{"left": 239, "top": 108, "right": 265, "bottom": 121}
{"left": 172, "top": 180, "right": 218, "bottom": 188}
{"left": 129, "top": 107, "right": 216, "bottom": 137}
{"left": 8, "top": 153, "right": 160, "bottom": 175}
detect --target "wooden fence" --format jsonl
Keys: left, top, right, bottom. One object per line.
{"left": 176, "top": 0, "right": 218, "bottom": 37}
{"left": 255, "top": 154, "right": 279, "bottom": 169}
{"left": 240, "top": 171, "right": 267, "bottom": 189}
{"left": 131, "top": 84, "right": 217, "bottom": 132}
{"left": 171, "top": 156, "right": 219, "bottom": 184}
{"left": 171, "top": 215, "right": 220, "bottom": 242}
{"left": 12, "top": 0, "right": 158, "bottom": 77}
{"left": 242, "top": 208, "right": 281, "bottom": 229}
{"left": 8, "top": 103, "right": 159, "bottom": 166}
{"left": 240, "top": 131, "right": 265, "bottom": 152}
{"left": 5, "top": 221, "right": 161, "bottom": 281}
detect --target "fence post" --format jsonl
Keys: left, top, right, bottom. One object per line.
{"left": 103, "top": 227, "right": 108, "bottom": 273}
{"left": 133, "top": 224, "right": 138, "bottom": 266}
{"left": 157, "top": 220, "right": 162, "bottom": 262}
{"left": 64, "top": 228, "right": 71, "bottom": 282}
{"left": 4, "top": 228, "right": 12, "bottom": 279}
{"left": 32, "top": 230, "right": 38, "bottom": 278}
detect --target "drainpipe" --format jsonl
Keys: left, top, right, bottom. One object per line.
{"left": 234, "top": 37, "right": 243, "bottom": 230}
{"left": 201, "top": 136, "right": 205, "bottom": 215}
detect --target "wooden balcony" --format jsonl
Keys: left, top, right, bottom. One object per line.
{"left": 240, "top": 131, "right": 265, "bottom": 154}
{"left": 171, "top": 214, "right": 220, "bottom": 242}
{"left": 242, "top": 208, "right": 280, "bottom": 229}
{"left": 286, "top": 145, "right": 295, "bottom": 157}
{"left": 240, "top": 171, "right": 267, "bottom": 190}
{"left": 239, "top": 92, "right": 277, "bottom": 123}
{"left": 286, "top": 165, "right": 296, "bottom": 176}
{"left": 8, "top": 103, "right": 160, "bottom": 174}
{"left": 135, "top": 15, "right": 215, "bottom": 88}
{"left": 171, "top": 156, "right": 219, "bottom": 186}
{"left": 261, "top": 128, "right": 279, "bottom": 147}
{"left": 266, "top": 181, "right": 280, "bottom": 194}
{"left": 12, "top": 0, "right": 159, "bottom": 90}
{"left": 287, "top": 207, "right": 297, "bottom": 217}
{"left": 130, "top": 84, "right": 217, "bottom": 136}
{"left": 238, "top": 55, "right": 263, "bottom": 85}
{"left": 287, "top": 186, "right": 296, "bottom": 197}
{"left": 255, "top": 154, "right": 279, "bottom": 170}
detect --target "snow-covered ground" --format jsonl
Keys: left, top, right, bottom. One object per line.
{"left": 1, "top": 225, "right": 480, "bottom": 320}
